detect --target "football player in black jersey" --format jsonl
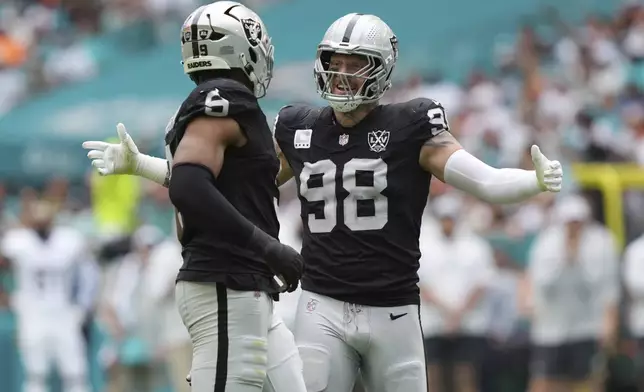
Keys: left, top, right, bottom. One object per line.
{"left": 271, "top": 13, "right": 562, "bottom": 392}
{"left": 85, "top": 10, "right": 563, "bottom": 392}
{"left": 83, "top": 2, "right": 305, "bottom": 392}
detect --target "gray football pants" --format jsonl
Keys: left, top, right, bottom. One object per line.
{"left": 175, "top": 281, "right": 306, "bottom": 392}
{"left": 294, "top": 290, "right": 427, "bottom": 392}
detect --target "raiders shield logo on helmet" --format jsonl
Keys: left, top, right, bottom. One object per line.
{"left": 241, "top": 18, "right": 262, "bottom": 46}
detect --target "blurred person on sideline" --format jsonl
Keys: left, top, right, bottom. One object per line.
{"left": 142, "top": 235, "right": 192, "bottom": 392}
{"left": 623, "top": 231, "right": 644, "bottom": 392}
{"left": 418, "top": 194, "right": 496, "bottom": 392}
{"left": 1, "top": 200, "right": 94, "bottom": 392}
{"left": 525, "top": 195, "right": 619, "bottom": 392}
{"left": 99, "top": 225, "right": 165, "bottom": 392}
{"left": 138, "top": 182, "right": 176, "bottom": 237}
{"left": 0, "top": 253, "right": 10, "bottom": 309}
{"left": 482, "top": 246, "right": 532, "bottom": 392}
{"left": 0, "top": 32, "right": 28, "bottom": 115}
{"left": 89, "top": 151, "right": 141, "bottom": 239}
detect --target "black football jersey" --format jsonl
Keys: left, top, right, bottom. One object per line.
{"left": 274, "top": 98, "right": 448, "bottom": 306}
{"left": 165, "top": 78, "right": 281, "bottom": 293}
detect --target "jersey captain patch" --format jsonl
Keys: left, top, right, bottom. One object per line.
{"left": 294, "top": 129, "right": 312, "bottom": 149}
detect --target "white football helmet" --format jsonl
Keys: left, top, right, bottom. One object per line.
{"left": 314, "top": 13, "right": 398, "bottom": 112}
{"left": 180, "top": 1, "right": 274, "bottom": 98}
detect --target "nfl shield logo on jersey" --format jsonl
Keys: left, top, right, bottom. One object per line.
{"left": 368, "top": 130, "right": 390, "bottom": 153}
{"left": 339, "top": 134, "right": 349, "bottom": 146}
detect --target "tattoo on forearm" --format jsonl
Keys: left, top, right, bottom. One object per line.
{"left": 423, "top": 132, "right": 456, "bottom": 148}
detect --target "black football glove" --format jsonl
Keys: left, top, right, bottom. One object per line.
{"left": 250, "top": 227, "right": 303, "bottom": 292}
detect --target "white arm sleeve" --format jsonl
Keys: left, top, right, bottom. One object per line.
{"left": 443, "top": 149, "right": 542, "bottom": 204}
{"left": 136, "top": 155, "right": 170, "bottom": 187}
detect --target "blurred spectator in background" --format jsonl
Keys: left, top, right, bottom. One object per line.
{"left": 90, "top": 161, "right": 141, "bottom": 239}
{"left": 387, "top": 73, "right": 466, "bottom": 119}
{"left": 144, "top": 238, "right": 191, "bottom": 392}
{"left": 99, "top": 225, "right": 164, "bottom": 392}
{"left": 0, "top": 0, "right": 199, "bottom": 116}
{"left": 419, "top": 194, "right": 496, "bottom": 392}
{"left": 483, "top": 245, "right": 531, "bottom": 392}
{"left": 0, "top": 20, "right": 28, "bottom": 115}
{"left": 526, "top": 195, "right": 619, "bottom": 392}
{"left": 0, "top": 254, "right": 10, "bottom": 309}
{"left": 1, "top": 199, "right": 94, "bottom": 392}
{"left": 623, "top": 232, "right": 644, "bottom": 392}
{"left": 138, "top": 183, "right": 175, "bottom": 237}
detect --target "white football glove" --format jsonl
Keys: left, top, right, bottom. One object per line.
{"left": 82, "top": 123, "right": 141, "bottom": 176}
{"left": 531, "top": 145, "right": 563, "bottom": 193}
{"left": 82, "top": 123, "right": 169, "bottom": 186}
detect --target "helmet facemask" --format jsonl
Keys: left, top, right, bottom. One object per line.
{"left": 315, "top": 48, "right": 391, "bottom": 113}
{"left": 248, "top": 38, "right": 274, "bottom": 98}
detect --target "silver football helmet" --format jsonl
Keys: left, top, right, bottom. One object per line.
{"left": 180, "top": 1, "right": 274, "bottom": 98}
{"left": 314, "top": 13, "right": 398, "bottom": 112}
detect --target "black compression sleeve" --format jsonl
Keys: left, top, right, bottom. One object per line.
{"left": 168, "top": 163, "right": 268, "bottom": 249}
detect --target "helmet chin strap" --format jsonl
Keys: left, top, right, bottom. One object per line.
{"left": 329, "top": 99, "right": 362, "bottom": 113}
{"left": 239, "top": 52, "right": 264, "bottom": 97}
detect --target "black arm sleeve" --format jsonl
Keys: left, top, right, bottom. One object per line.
{"left": 168, "top": 163, "right": 274, "bottom": 253}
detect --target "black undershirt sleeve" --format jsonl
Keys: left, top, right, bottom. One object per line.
{"left": 168, "top": 163, "right": 275, "bottom": 254}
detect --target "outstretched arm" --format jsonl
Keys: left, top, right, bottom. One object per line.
{"left": 83, "top": 124, "right": 170, "bottom": 186}
{"left": 85, "top": 124, "right": 296, "bottom": 188}
{"left": 419, "top": 132, "right": 562, "bottom": 204}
